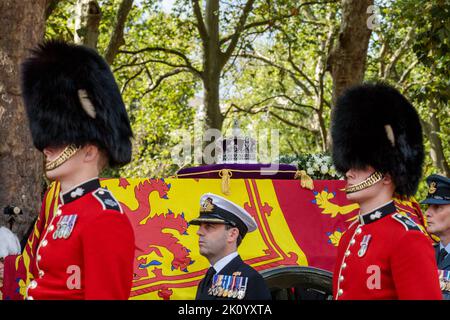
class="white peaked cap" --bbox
[196,193,257,233]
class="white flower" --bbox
[329,166,336,176]
[307,167,314,175]
[320,164,328,174]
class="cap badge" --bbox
[200,197,214,213]
[429,182,437,194]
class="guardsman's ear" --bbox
[382,173,393,185]
[82,144,100,163]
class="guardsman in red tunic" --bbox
[330,83,442,300]
[0,40,135,300]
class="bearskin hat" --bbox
[331,83,424,197]
[21,40,133,167]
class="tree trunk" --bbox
[194,0,255,133]
[74,0,101,48]
[315,12,336,151]
[422,104,450,177]
[104,0,134,65]
[0,0,47,242]
[203,0,224,132]
[327,0,374,104]
[204,74,223,132]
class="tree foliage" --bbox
[43,0,448,189]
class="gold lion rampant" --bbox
[328,230,343,247]
[313,189,359,218]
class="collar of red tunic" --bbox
[60,178,101,205]
[358,201,396,225]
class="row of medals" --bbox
[208,274,247,299]
[53,214,77,240]
[439,270,450,292]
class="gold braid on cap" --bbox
[345,171,384,194]
[45,144,80,171]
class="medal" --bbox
[53,215,67,240]
[233,277,241,298]
[222,275,230,297]
[63,215,77,239]
[216,275,224,296]
[358,234,371,257]
[209,274,218,295]
[439,270,450,292]
[237,277,248,300]
[53,215,77,240]
[228,276,236,298]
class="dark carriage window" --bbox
[261,266,333,301]
[270,287,332,300]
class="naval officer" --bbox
[190,193,271,300]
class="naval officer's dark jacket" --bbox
[435,245,450,300]
[195,255,271,300]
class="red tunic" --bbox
[333,201,442,300]
[23,179,135,300]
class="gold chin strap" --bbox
[45,144,80,171]
[345,171,384,194]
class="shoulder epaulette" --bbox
[391,213,421,231]
[93,188,123,213]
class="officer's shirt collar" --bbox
[212,251,239,274]
[60,177,101,205]
[359,201,396,225]
[439,242,450,255]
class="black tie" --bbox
[438,248,448,264]
[203,267,216,290]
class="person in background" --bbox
[422,174,450,300]
[0,226,21,299]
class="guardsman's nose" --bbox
[345,170,354,180]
